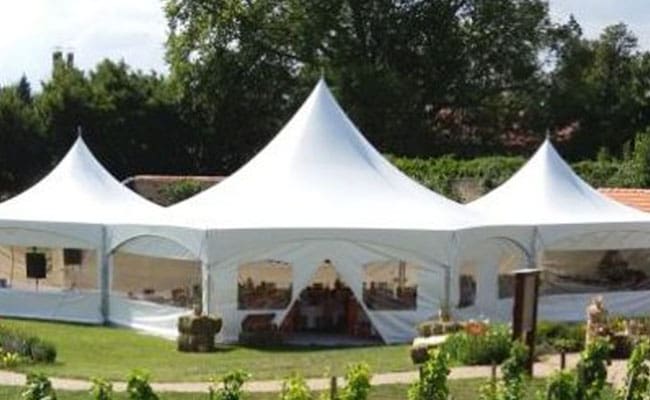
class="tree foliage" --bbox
[2,2,650,195]
[164,0,560,165]
[0,84,46,194]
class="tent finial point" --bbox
[76,126,83,138]
[318,67,327,84]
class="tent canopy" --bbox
[0,137,175,249]
[168,79,483,343]
[468,139,650,225]
[172,79,479,231]
[0,136,202,256]
[0,136,164,226]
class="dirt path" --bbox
[0,353,628,393]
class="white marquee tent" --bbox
[0,137,202,334]
[6,81,650,343]
[467,139,650,321]
[160,79,487,343]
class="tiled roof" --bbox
[123,175,226,184]
[598,188,650,213]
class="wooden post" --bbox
[491,361,497,382]
[330,376,337,400]
[512,269,541,376]
[560,350,566,370]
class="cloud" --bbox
[0,0,167,87]
[1,0,649,88]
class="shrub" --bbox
[500,341,528,400]
[575,338,611,400]
[389,153,642,202]
[408,348,450,400]
[0,326,57,363]
[0,326,31,356]
[537,339,613,400]
[620,338,650,400]
[479,379,499,400]
[339,363,372,400]
[544,371,578,400]
[159,179,204,205]
[22,372,57,400]
[1,351,23,368]
[28,338,57,363]
[535,321,585,353]
[279,373,312,400]
[209,370,250,400]
[478,342,528,400]
[442,324,512,365]
[91,377,114,400]
[126,370,158,400]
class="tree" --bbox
[165,0,301,173]
[16,75,32,105]
[548,23,650,159]
[164,0,559,169]
[86,60,196,178]
[38,58,196,180]
[0,83,47,194]
[37,54,95,160]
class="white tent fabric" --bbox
[0,137,201,331]
[168,80,483,343]
[172,79,477,232]
[469,139,650,227]
[13,82,650,341]
[468,139,650,250]
[0,137,163,226]
[467,139,650,320]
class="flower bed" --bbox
[0,322,57,368]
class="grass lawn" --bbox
[0,379,557,399]
[1,319,413,382]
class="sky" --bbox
[0,0,167,87]
[0,0,649,88]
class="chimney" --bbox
[52,51,63,67]
[66,52,74,67]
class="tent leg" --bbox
[100,252,111,325]
[201,262,210,315]
[98,229,111,325]
[444,267,451,311]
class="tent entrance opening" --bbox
[281,260,380,344]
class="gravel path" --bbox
[0,353,629,393]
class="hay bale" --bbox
[177,315,222,352]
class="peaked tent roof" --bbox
[172,80,478,230]
[468,139,650,224]
[0,136,165,225]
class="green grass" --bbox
[0,379,553,399]
[1,319,413,382]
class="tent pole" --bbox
[530,227,540,269]
[201,261,210,315]
[99,227,110,324]
[9,246,14,286]
[444,231,460,311]
[443,266,451,311]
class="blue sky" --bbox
[0,0,648,87]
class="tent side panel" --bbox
[0,289,102,324]
[108,296,190,339]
